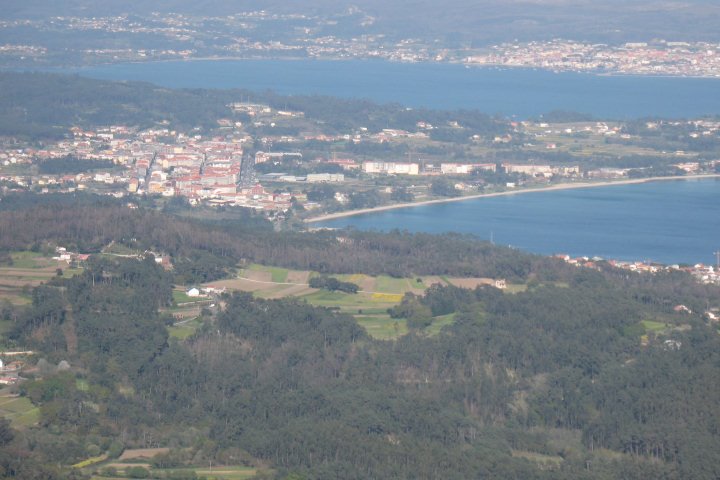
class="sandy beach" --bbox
[304,174,720,223]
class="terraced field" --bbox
[198,265,508,339]
[0,252,82,305]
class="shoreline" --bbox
[304,174,720,224]
[7,57,720,80]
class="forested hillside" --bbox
[0,72,507,139]
[0,194,719,479]
[0,194,563,282]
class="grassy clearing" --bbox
[252,284,295,299]
[0,254,82,305]
[247,264,288,283]
[355,316,408,340]
[642,320,669,332]
[301,290,366,307]
[172,290,195,304]
[504,283,528,294]
[354,312,454,340]
[301,290,397,314]
[0,396,40,427]
[426,313,456,336]
[63,268,84,278]
[342,273,369,284]
[168,318,203,340]
[0,292,30,306]
[214,263,510,340]
[375,275,411,293]
[102,242,140,256]
[9,251,45,269]
[511,450,563,467]
[191,466,259,479]
[72,454,107,469]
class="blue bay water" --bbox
[51,59,720,119]
[319,179,720,266]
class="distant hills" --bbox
[3,0,720,44]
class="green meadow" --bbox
[0,396,40,427]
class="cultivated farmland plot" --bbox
[198,264,509,339]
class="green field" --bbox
[101,242,141,256]
[350,312,456,340]
[63,268,84,277]
[7,252,85,275]
[298,290,406,339]
[335,273,369,283]
[9,251,45,269]
[172,290,205,304]
[0,396,40,427]
[641,320,670,332]
[375,275,412,293]
[0,252,84,306]
[504,283,529,294]
[76,379,90,391]
[247,264,289,283]
[511,450,564,467]
[300,290,400,315]
[253,285,297,299]
[189,466,259,479]
[355,316,408,340]
[426,313,456,336]
[206,264,511,340]
[94,464,260,480]
[168,318,204,340]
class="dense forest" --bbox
[0,194,567,282]
[36,156,116,175]
[0,193,719,479]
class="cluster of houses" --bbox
[557,254,720,286]
[0,125,301,211]
[52,247,91,265]
[1,105,718,214]
[0,119,589,211]
[0,354,32,386]
[464,40,720,77]
[610,259,720,286]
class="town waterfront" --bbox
[44,59,720,264]
[53,59,720,118]
[317,178,720,266]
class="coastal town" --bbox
[3,3,720,478]
[0,98,718,281]
[2,10,720,77]
[2,108,719,213]
[463,40,720,77]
